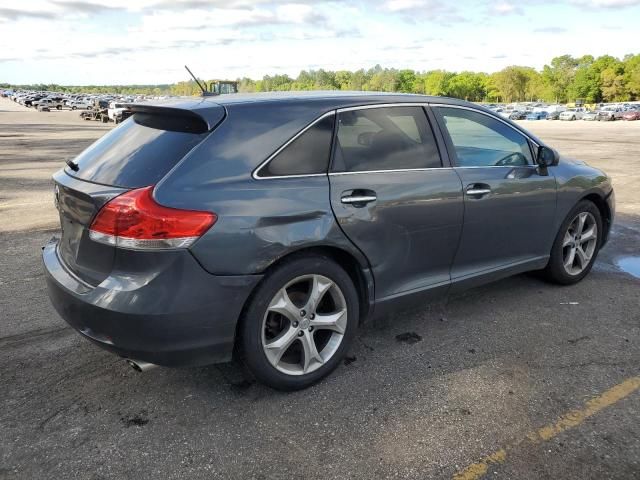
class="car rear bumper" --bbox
[42,237,262,367]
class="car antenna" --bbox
[184,65,215,96]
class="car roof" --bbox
[205,90,455,106]
[139,91,473,111]
[126,91,487,133]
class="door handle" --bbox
[341,195,377,205]
[465,184,491,197]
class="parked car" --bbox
[34,98,63,110]
[107,102,130,123]
[43,93,615,390]
[622,110,640,121]
[598,107,624,121]
[24,95,44,107]
[559,109,585,121]
[582,110,599,121]
[526,111,548,120]
[69,99,92,110]
[509,111,527,120]
[546,111,561,120]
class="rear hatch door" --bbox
[53,101,225,286]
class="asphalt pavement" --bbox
[1,99,638,479]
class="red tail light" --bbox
[89,186,216,250]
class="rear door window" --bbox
[332,106,441,172]
[67,113,209,188]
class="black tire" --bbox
[239,254,359,391]
[543,200,603,285]
[71,106,76,110]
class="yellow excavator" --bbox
[185,66,238,96]
[209,80,238,95]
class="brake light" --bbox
[89,186,216,250]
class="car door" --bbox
[329,105,464,301]
[432,105,557,286]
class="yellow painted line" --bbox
[453,376,640,480]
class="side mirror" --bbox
[537,146,559,168]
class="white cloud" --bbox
[488,1,523,15]
[0,0,638,84]
[571,0,640,6]
[383,0,429,11]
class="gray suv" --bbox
[43,92,614,390]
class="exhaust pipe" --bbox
[126,359,158,372]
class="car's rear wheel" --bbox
[543,200,602,285]
[239,255,358,390]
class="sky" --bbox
[0,0,639,85]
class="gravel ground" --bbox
[1,98,639,480]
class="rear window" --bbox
[66,113,208,188]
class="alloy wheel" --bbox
[261,274,347,376]
[562,212,598,275]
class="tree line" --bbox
[3,54,639,103]
[235,54,639,103]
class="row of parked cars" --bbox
[1,89,148,123]
[486,102,640,121]
[4,91,109,110]
[4,89,640,123]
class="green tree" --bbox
[623,54,640,100]
[521,68,545,101]
[366,66,399,92]
[262,74,294,91]
[601,62,627,101]
[446,71,488,101]
[492,66,532,102]
[396,69,416,93]
[334,70,352,90]
[420,70,454,96]
[238,77,257,93]
[568,55,600,103]
[6,53,640,101]
[542,55,578,103]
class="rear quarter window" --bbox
[258,114,335,178]
[67,113,208,188]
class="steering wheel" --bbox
[495,152,526,166]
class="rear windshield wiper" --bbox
[66,159,79,171]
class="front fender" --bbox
[552,157,613,234]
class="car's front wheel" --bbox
[544,200,602,285]
[239,255,358,390]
